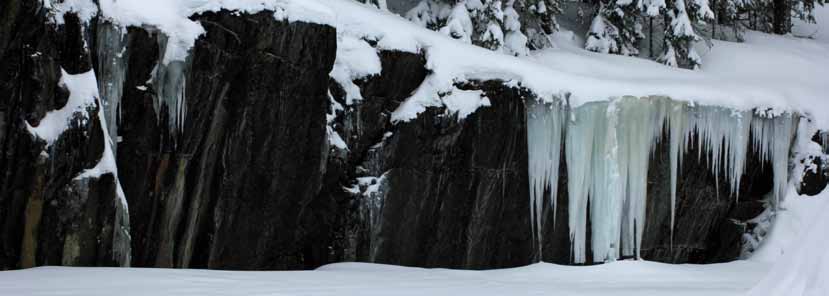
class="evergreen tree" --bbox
[583,0,714,69]
[407,0,562,54]
[470,0,508,51]
[658,0,714,68]
[586,1,644,56]
[520,0,563,49]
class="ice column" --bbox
[666,100,689,243]
[564,101,608,264]
[586,100,621,262]
[526,99,566,253]
[614,97,667,259]
[526,96,796,264]
[687,106,753,198]
[751,113,796,206]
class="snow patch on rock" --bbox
[442,88,491,120]
[97,0,335,64]
[330,35,382,105]
[26,69,98,146]
[49,0,99,25]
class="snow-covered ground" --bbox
[792,5,829,43]
[0,260,770,296]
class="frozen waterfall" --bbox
[527,96,797,264]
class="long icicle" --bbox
[526,98,565,259]
[566,102,606,264]
[667,100,688,249]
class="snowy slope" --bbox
[792,5,829,43]
[747,189,829,296]
[532,29,829,125]
[78,0,829,127]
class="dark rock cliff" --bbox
[0,3,128,270]
[114,11,336,269]
[339,79,535,269]
[1,3,820,271]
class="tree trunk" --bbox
[773,0,790,34]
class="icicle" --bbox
[565,101,606,264]
[563,97,668,263]
[687,106,752,198]
[528,96,796,264]
[95,21,129,155]
[751,113,796,206]
[526,99,565,257]
[666,99,689,247]
[152,34,191,137]
[615,97,667,259]
[589,100,621,262]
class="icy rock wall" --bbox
[528,96,797,264]
[326,42,784,268]
[1,0,805,271]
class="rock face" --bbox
[798,137,829,196]
[0,4,801,271]
[115,11,337,269]
[642,136,773,263]
[338,79,535,269]
[0,3,128,270]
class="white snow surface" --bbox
[96,0,334,63]
[793,5,829,43]
[0,260,769,296]
[49,0,99,25]
[442,89,491,120]
[330,35,382,105]
[533,29,829,125]
[748,188,829,296]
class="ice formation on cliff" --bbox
[527,96,797,263]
